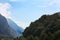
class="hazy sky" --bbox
[0,0,60,29]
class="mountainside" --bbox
[0,14,18,38]
[18,12,60,40]
[7,19,24,36]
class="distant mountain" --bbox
[7,19,24,36]
[18,12,60,40]
[0,14,18,38]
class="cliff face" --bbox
[0,14,18,38]
[22,12,60,40]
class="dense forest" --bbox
[0,12,60,40]
[18,12,60,40]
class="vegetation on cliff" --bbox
[19,12,60,40]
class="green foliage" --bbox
[21,13,60,40]
[0,38,15,40]
[18,36,27,40]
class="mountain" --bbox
[0,14,18,38]
[18,12,60,40]
[7,19,24,36]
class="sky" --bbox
[0,0,60,29]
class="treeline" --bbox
[18,12,60,40]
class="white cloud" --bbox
[10,0,27,2]
[38,5,48,8]
[0,3,28,29]
[10,0,15,1]
[16,21,28,29]
[0,3,11,18]
[14,20,28,29]
[10,17,29,29]
[38,0,60,8]
[48,0,60,6]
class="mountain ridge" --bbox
[7,19,24,36]
[0,14,19,38]
[18,12,60,40]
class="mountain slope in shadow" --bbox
[0,14,18,38]
[7,19,24,36]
